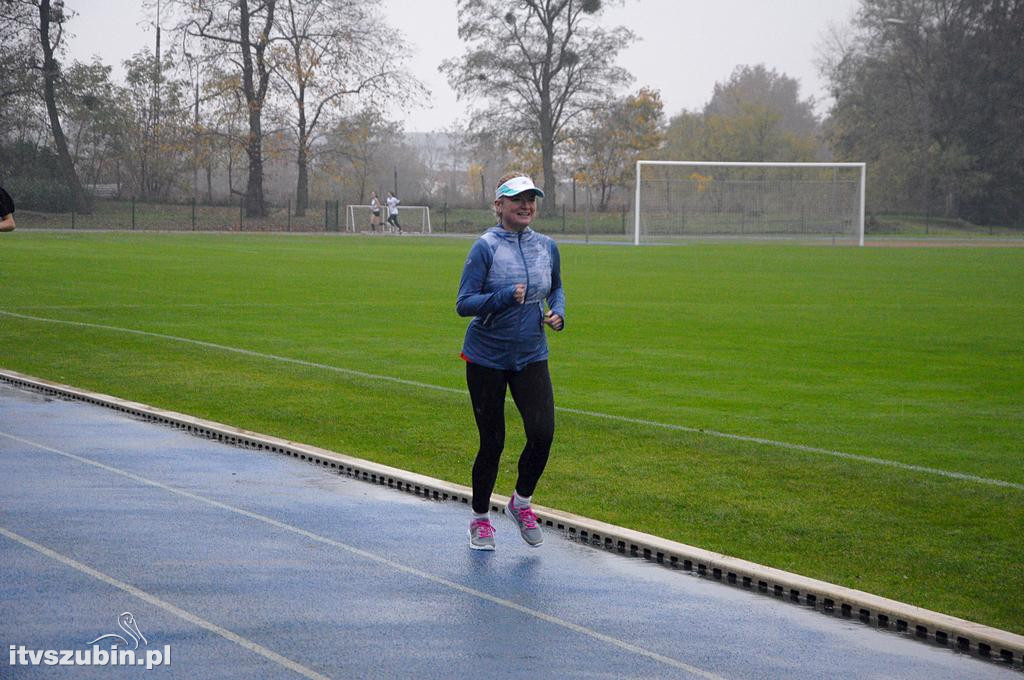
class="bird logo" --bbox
[87,612,148,650]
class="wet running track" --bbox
[0,382,1016,679]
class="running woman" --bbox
[456,173,565,550]
[369,191,382,232]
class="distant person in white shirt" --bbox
[386,191,401,233]
[369,191,382,232]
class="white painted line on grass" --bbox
[0,310,459,395]
[0,524,331,680]
[0,429,726,680]
[2,309,1020,492]
[559,406,1024,492]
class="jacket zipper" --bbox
[513,231,530,368]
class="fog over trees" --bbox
[821,0,1024,224]
[2,0,1021,226]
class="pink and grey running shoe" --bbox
[504,499,544,547]
[468,518,496,551]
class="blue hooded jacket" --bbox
[456,226,566,371]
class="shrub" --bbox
[4,176,76,212]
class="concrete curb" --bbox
[2,367,1021,668]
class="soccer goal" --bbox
[633,161,866,246]
[345,205,432,234]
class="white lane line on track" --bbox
[0,525,331,680]
[2,309,1020,493]
[0,429,726,680]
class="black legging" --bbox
[466,360,554,514]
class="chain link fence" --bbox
[13,196,638,241]
[12,197,360,233]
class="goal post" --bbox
[345,205,432,233]
[633,161,866,246]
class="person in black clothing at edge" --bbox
[0,185,15,232]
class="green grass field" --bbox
[1,231,1021,633]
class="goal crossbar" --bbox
[633,161,866,246]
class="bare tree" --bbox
[0,6,37,105]
[120,51,192,201]
[0,6,41,163]
[442,0,634,215]
[272,0,422,216]
[41,1,93,211]
[4,1,93,211]
[60,60,125,193]
[174,0,278,216]
[192,60,254,203]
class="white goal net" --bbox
[633,161,866,245]
[345,205,432,233]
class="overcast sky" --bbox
[65,0,861,133]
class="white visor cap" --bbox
[495,176,545,200]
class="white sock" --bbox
[472,511,489,522]
[513,492,532,509]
